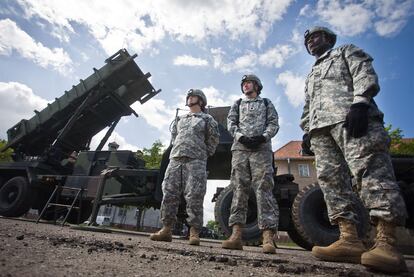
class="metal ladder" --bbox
[36,185,86,226]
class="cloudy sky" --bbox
[1,0,413,224]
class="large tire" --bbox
[214,185,261,244]
[399,181,414,229]
[0,176,34,217]
[291,183,369,250]
[0,176,5,189]
[287,225,312,250]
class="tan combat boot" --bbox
[262,229,276,254]
[222,224,243,250]
[312,219,366,263]
[149,225,172,242]
[188,227,200,246]
[361,220,407,273]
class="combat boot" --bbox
[149,225,172,242]
[222,224,243,250]
[262,229,276,254]
[188,227,200,246]
[361,220,407,273]
[312,219,366,263]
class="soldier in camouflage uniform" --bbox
[300,26,407,273]
[222,74,280,254]
[150,89,219,246]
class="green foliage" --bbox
[205,220,225,239]
[386,125,414,155]
[206,220,219,230]
[136,140,165,169]
[385,125,403,144]
[0,140,13,162]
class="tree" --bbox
[136,140,165,169]
[0,140,13,162]
[205,220,225,239]
[386,125,414,155]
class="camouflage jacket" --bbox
[300,44,384,133]
[227,96,279,152]
[170,112,220,160]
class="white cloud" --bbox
[299,4,311,16]
[259,44,297,68]
[276,71,305,108]
[0,19,73,75]
[211,42,298,73]
[173,55,208,67]
[314,0,414,37]
[201,86,239,107]
[80,52,90,62]
[316,0,372,36]
[90,130,139,152]
[131,98,176,144]
[373,0,414,36]
[14,0,294,54]
[232,52,258,72]
[211,48,253,73]
[0,82,49,139]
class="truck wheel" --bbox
[291,183,369,249]
[66,201,93,224]
[214,185,261,244]
[0,176,34,217]
[399,181,414,229]
[0,176,5,189]
[287,226,312,250]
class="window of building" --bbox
[298,164,310,177]
[103,205,112,216]
[118,207,127,217]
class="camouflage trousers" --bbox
[228,150,279,231]
[160,157,207,229]
[310,120,407,226]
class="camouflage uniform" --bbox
[227,96,280,230]
[300,44,406,225]
[160,112,219,229]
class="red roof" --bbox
[274,140,314,160]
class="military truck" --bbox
[0,49,162,223]
[0,49,412,250]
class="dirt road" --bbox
[0,217,412,277]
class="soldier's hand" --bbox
[239,136,252,145]
[239,136,258,149]
[251,135,266,144]
[246,136,266,149]
[301,133,314,156]
[344,103,370,138]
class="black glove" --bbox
[301,133,314,156]
[239,136,260,149]
[245,135,266,149]
[344,103,370,138]
[239,136,253,145]
[251,135,266,144]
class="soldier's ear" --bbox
[198,97,204,106]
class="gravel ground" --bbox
[1,217,413,277]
